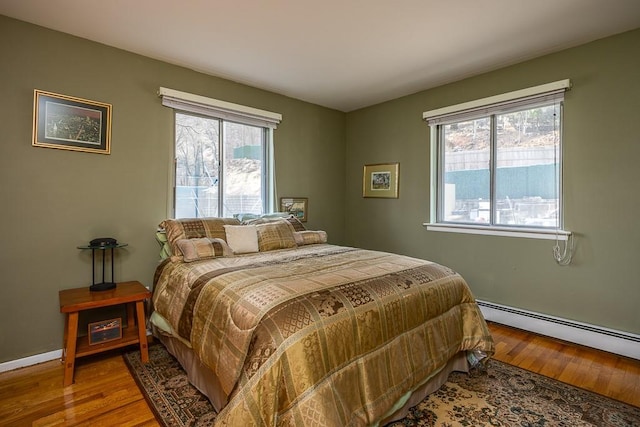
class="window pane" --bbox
[222,122,264,217]
[495,105,559,227]
[175,113,220,218]
[442,118,491,224]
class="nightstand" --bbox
[58,281,151,386]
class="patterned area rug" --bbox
[123,344,640,426]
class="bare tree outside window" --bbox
[175,112,265,218]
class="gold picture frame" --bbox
[363,162,399,198]
[280,197,308,222]
[33,89,112,154]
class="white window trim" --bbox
[422,79,570,123]
[423,223,570,240]
[423,80,572,240]
[159,87,282,129]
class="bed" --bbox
[150,216,494,426]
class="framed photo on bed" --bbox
[32,89,112,154]
[363,162,399,198]
[280,197,308,222]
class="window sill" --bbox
[423,223,571,240]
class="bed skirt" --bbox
[153,326,469,425]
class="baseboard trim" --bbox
[478,299,640,360]
[0,349,62,373]
[0,329,155,373]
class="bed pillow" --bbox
[294,230,328,246]
[256,221,298,251]
[156,230,172,259]
[175,237,232,262]
[284,216,306,232]
[224,225,259,254]
[235,212,290,222]
[244,215,307,232]
[160,217,240,257]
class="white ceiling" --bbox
[2,0,640,112]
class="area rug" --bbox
[124,344,640,426]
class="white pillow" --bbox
[224,225,259,254]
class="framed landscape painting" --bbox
[280,197,308,222]
[363,162,399,198]
[32,90,112,154]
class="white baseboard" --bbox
[478,300,640,360]
[0,329,154,374]
[0,349,62,373]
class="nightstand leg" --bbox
[126,302,135,326]
[63,311,79,386]
[62,312,69,363]
[135,301,149,363]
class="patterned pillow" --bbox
[175,238,232,262]
[160,217,241,257]
[284,216,306,232]
[256,221,298,251]
[294,230,328,246]
[244,216,306,232]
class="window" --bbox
[159,88,281,218]
[424,80,571,239]
[174,112,267,218]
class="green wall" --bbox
[345,28,640,336]
[0,16,345,362]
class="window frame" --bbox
[159,87,281,219]
[423,80,571,240]
[173,111,272,218]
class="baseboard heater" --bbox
[477,299,640,360]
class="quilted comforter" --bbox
[152,244,494,426]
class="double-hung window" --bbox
[424,80,571,239]
[159,88,281,218]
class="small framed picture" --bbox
[88,318,122,345]
[32,89,112,154]
[280,197,308,222]
[363,163,399,198]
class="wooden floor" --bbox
[1,322,639,426]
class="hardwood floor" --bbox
[0,351,158,426]
[1,322,639,426]
[489,322,640,407]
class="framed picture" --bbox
[32,89,112,154]
[280,197,308,222]
[88,318,122,345]
[363,162,400,198]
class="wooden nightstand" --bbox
[59,281,151,386]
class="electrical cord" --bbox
[553,233,574,265]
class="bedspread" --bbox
[152,244,494,426]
